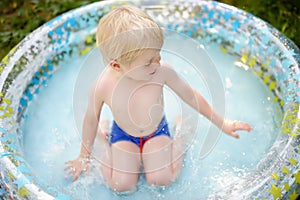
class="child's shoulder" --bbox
[158,61,177,77]
[157,61,181,84]
[93,68,116,93]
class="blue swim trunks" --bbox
[110,116,171,153]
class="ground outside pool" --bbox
[0,0,300,200]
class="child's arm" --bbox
[80,83,104,157]
[162,63,252,138]
[65,81,104,181]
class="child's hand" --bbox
[222,119,252,139]
[64,155,91,182]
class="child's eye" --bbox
[144,63,151,67]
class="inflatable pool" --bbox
[0,0,299,199]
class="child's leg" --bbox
[142,117,185,186]
[98,120,141,192]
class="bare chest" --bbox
[106,79,164,136]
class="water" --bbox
[19,41,280,199]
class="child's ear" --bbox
[109,60,121,71]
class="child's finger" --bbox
[72,170,81,182]
[65,160,73,165]
[245,123,253,131]
[230,131,240,139]
[234,121,251,131]
[67,171,73,177]
[64,165,72,171]
[81,164,89,174]
[64,162,76,170]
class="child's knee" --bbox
[110,175,138,192]
[111,183,137,193]
[145,171,174,186]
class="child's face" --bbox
[123,49,161,81]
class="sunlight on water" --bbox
[20,41,280,199]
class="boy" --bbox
[65,5,252,192]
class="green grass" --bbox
[0,0,299,61]
[0,0,99,60]
[217,0,300,48]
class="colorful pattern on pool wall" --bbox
[0,0,299,199]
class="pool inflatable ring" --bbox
[0,1,299,199]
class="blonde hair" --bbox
[96,5,164,65]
